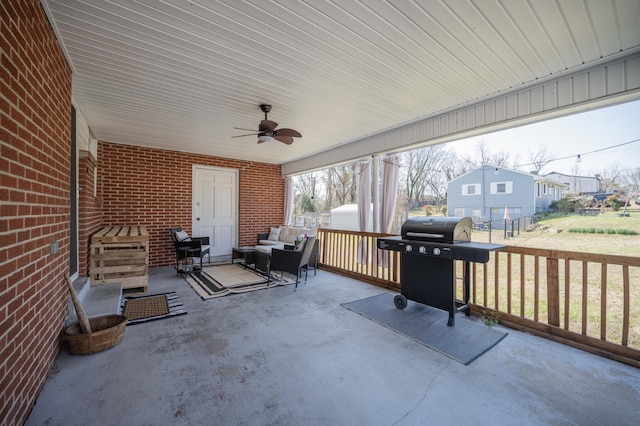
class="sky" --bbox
[449,99,640,176]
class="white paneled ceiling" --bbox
[41,0,640,166]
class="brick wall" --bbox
[0,1,72,424]
[98,142,285,267]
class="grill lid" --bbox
[401,216,472,243]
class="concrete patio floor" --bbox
[26,266,640,425]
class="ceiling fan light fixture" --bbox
[233,104,301,145]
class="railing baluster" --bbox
[622,265,630,346]
[494,251,500,310]
[507,252,512,314]
[483,262,488,307]
[472,262,477,305]
[534,256,539,322]
[601,263,607,341]
[564,258,570,330]
[582,261,588,336]
[520,254,525,317]
[547,257,560,327]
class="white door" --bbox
[193,166,238,262]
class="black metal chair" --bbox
[302,238,319,276]
[268,236,317,289]
[169,227,211,275]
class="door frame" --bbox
[192,165,239,258]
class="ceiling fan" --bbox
[232,104,302,145]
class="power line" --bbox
[516,137,640,168]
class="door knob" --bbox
[196,218,200,221]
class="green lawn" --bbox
[510,210,640,256]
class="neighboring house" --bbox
[447,165,567,224]
[544,172,601,194]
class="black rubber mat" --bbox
[342,293,507,365]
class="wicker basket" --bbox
[63,314,127,355]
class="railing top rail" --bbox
[318,228,640,267]
[503,246,640,267]
[317,228,397,238]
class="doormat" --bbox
[120,292,187,325]
[184,263,295,300]
[342,293,508,365]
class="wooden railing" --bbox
[316,228,640,367]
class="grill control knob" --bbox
[433,247,441,256]
[418,246,426,254]
[405,245,413,252]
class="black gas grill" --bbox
[377,217,504,326]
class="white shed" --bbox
[329,204,373,232]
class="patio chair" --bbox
[169,227,211,275]
[268,236,317,289]
[302,238,319,276]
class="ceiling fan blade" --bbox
[275,128,302,138]
[233,127,258,132]
[274,135,294,145]
[231,133,258,138]
[260,120,278,132]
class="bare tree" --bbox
[594,163,624,193]
[625,167,640,192]
[293,172,321,214]
[527,146,555,174]
[460,140,519,169]
[401,145,457,208]
[323,163,356,209]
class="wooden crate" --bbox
[90,226,149,292]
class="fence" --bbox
[473,216,537,242]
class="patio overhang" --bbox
[40,0,640,172]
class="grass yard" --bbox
[473,210,640,256]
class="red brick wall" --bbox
[98,142,285,267]
[0,1,72,424]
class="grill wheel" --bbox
[394,294,408,309]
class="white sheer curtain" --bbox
[379,154,401,267]
[284,176,294,226]
[356,160,371,263]
[380,154,400,233]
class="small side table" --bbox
[177,247,200,275]
[232,246,256,269]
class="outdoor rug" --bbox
[120,292,187,325]
[342,293,508,365]
[184,263,295,300]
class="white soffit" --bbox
[40,0,640,169]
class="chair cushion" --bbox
[294,234,307,250]
[258,239,281,246]
[267,227,282,241]
[279,227,300,243]
[175,230,191,241]
[255,245,274,255]
[255,243,286,255]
